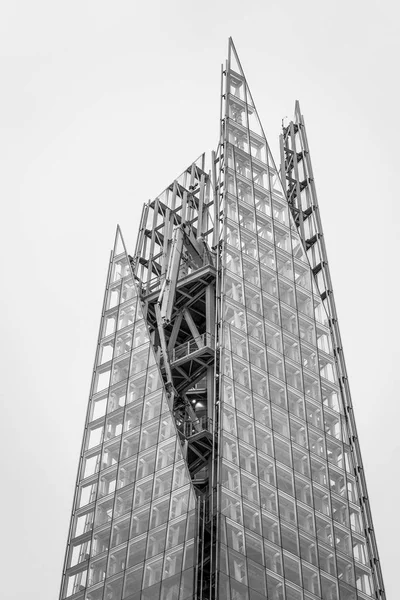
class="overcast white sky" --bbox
[1,1,399,598]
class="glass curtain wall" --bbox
[60,228,196,600]
[217,41,375,600]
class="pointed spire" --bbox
[224,39,281,179]
[294,99,302,123]
[113,224,127,257]
[228,37,245,77]
[223,37,286,218]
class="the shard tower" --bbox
[60,39,385,600]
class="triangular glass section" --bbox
[113,224,125,257]
[60,227,196,600]
[218,40,373,600]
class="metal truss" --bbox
[132,158,222,599]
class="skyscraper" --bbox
[60,39,385,600]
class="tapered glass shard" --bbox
[113,225,126,257]
[228,38,243,77]
[60,227,196,600]
[60,40,385,600]
[218,40,381,600]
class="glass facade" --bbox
[59,39,385,600]
[216,41,380,600]
[60,230,196,600]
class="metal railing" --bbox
[183,416,213,438]
[170,333,215,363]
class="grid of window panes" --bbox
[217,51,375,600]
[61,231,196,600]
